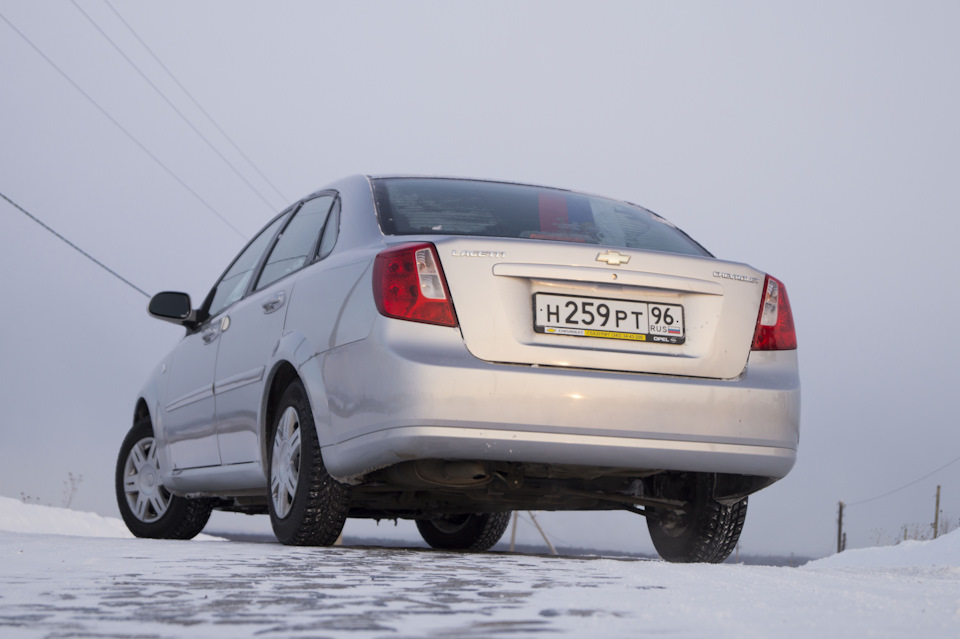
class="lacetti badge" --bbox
[596,250,631,266]
[713,271,760,284]
[451,249,506,258]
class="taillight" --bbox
[373,243,458,327]
[751,275,797,350]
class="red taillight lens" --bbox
[373,243,458,327]
[751,275,797,350]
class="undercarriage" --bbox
[209,460,776,521]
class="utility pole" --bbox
[837,501,845,553]
[527,511,558,555]
[933,485,941,539]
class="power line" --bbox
[102,0,288,203]
[0,9,248,241]
[70,0,282,211]
[1,191,150,299]
[847,455,960,508]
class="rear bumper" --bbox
[316,320,800,482]
[324,426,796,482]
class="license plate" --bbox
[534,293,685,344]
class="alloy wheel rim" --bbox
[123,437,171,523]
[271,406,301,519]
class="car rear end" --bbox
[321,177,799,497]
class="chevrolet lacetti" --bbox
[116,175,799,563]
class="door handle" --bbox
[262,291,286,314]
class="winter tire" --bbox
[416,512,512,551]
[647,495,748,563]
[268,379,351,546]
[115,417,213,539]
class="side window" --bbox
[317,198,340,259]
[255,195,334,290]
[207,213,287,318]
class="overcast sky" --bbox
[1,1,958,557]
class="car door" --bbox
[214,194,336,465]
[160,212,287,470]
[160,319,222,470]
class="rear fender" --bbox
[258,331,334,472]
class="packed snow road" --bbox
[2,529,960,639]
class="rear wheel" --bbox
[416,512,511,551]
[647,496,747,563]
[115,417,213,539]
[268,380,351,545]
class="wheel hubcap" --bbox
[271,406,301,519]
[657,510,689,538]
[123,437,171,523]
[431,514,471,534]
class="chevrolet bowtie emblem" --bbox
[596,250,631,266]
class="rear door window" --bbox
[255,195,335,290]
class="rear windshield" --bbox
[372,178,710,257]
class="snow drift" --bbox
[0,495,222,540]
[803,529,960,569]
[0,495,132,538]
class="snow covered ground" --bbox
[1,497,958,638]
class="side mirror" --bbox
[148,291,197,327]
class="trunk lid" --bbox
[429,237,765,380]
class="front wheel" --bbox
[115,417,213,539]
[268,380,351,546]
[416,512,511,551]
[647,496,747,563]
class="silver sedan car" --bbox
[116,175,799,563]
